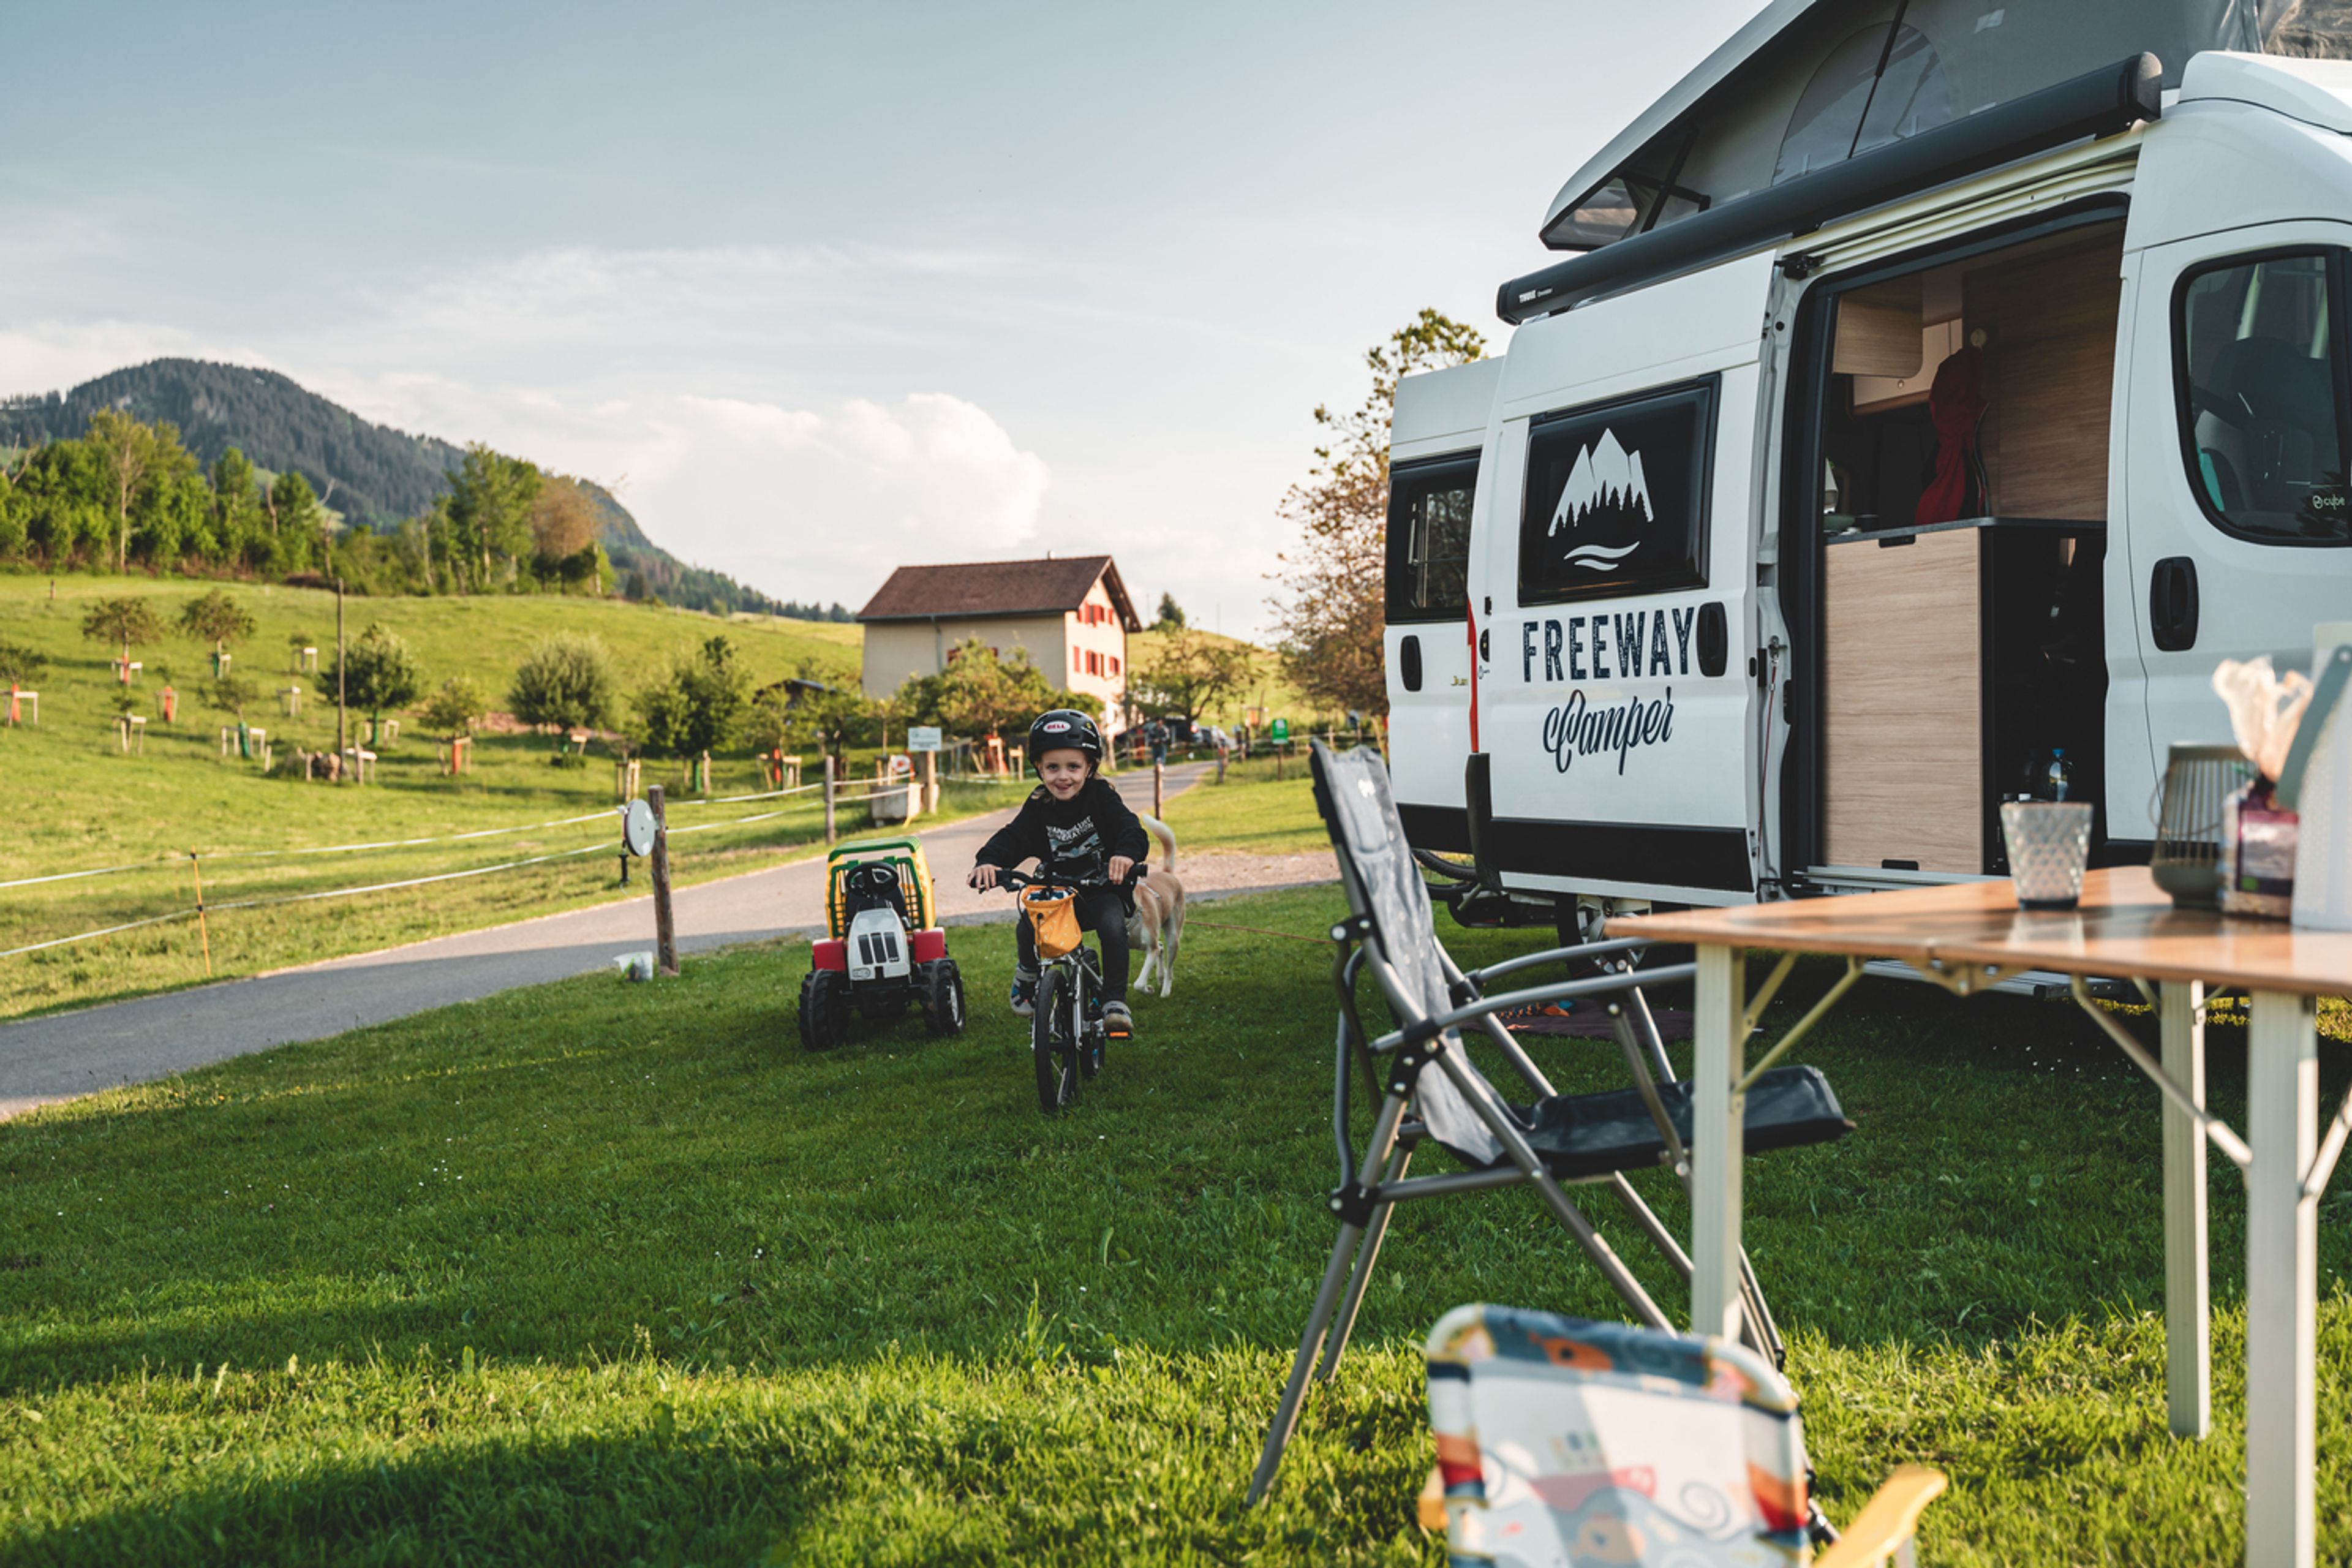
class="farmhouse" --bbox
[854,554,1139,711]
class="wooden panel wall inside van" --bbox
[1966,235,2125,521]
[1823,528,1983,874]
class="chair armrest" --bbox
[1463,936,1648,988]
[1812,1466,1948,1568]
[1417,1464,1447,1532]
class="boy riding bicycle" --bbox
[968,709,1147,1039]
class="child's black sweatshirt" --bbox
[973,777,1149,875]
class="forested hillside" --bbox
[0,358,843,617]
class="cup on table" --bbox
[2002,801,2095,910]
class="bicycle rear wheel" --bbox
[1031,967,1077,1113]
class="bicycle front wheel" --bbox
[1031,967,1077,1114]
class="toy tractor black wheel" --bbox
[799,968,850,1050]
[922,960,967,1037]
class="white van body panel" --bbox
[1396,51,2352,914]
[2114,91,2352,813]
[1472,253,1774,906]
[1386,357,1504,842]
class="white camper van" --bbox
[1387,4,2352,932]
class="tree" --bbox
[415,675,490,741]
[1153,592,1186,630]
[80,596,164,665]
[529,475,601,590]
[83,409,163,572]
[333,623,423,729]
[212,448,265,563]
[767,668,870,762]
[1267,307,1485,720]
[1133,627,1253,723]
[267,471,326,570]
[205,673,257,722]
[176,589,256,656]
[631,635,751,758]
[0,639,47,685]
[448,445,540,588]
[896,640,1091,742]
[509,631,617,740]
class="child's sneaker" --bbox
[1104,1000,1133,1041]
[1009,970,1038,1017]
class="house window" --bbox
[1109,655,1121,676]
[1086,650,1102,676]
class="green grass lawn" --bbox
[0,576,1027,1019]
[4,889,2347,1563]
[1156,753,1329,856]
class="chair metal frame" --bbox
[1245,742,1786,1505]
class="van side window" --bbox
[1385,451,1478,622]
[2176,251,2351,545]
[1518,378,1715,606]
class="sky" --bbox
[0,1,1762,637]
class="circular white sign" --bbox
[622,799,657,857]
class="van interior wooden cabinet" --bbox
[1822,518,2106,875]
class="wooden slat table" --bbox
[1612,867,2351,1568]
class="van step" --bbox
[1861,958,2139,1001]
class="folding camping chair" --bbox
[1420,1304,1945,1566]
[1245,743,1853,1504]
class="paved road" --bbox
[0,763,1232,1118]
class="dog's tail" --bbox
[1136,811,1177,869]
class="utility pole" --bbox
[649,785,677,976]
[334,577,347,766]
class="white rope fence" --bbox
[0,771,1023,965]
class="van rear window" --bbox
[1518,378,1715,606]
[1385,451,1478,623]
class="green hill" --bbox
[0,358,843,619]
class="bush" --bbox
[415,676,490,739]
[509,632,616,737]
[631,636,748,758]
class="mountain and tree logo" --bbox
[1547,427,1648,571]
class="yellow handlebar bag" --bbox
[1020,886,1084,960]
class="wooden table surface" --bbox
[1608,866,2352,995]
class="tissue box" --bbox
[2220,780,2297,919]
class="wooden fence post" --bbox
[919,749,937,815]
[823,754,837,843]
[649,785,678,977]
[1153,760,1164,819]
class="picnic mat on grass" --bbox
[1496,1002,1694,1042]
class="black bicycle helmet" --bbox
[1027,709,1102,766]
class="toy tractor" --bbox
[799,835,966,1049]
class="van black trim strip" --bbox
[1497,53,2161,324]
[1488,817,1754,894]
[1398,803,1472,855]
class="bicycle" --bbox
[993,864,1142,1114]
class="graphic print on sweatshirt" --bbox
[1046,817,1103,866]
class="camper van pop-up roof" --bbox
[1504,1,2352,322]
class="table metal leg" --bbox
[2244,990,2317,1568]
[2160,980,2211,1439]
[1691,943,1744,1341]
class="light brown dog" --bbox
[1128,813,1185,997]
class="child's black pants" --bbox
[1017,888,1130,1001]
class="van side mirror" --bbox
[1697,601,1730,677]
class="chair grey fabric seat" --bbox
[1483,1065,1850,1179]
[1402,1064,1850,1180]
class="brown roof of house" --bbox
[855,555,1140,630]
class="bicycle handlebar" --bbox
[990,864,1145,894]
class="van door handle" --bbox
[2150,556,2199,652]
[1400,635,1423,692]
